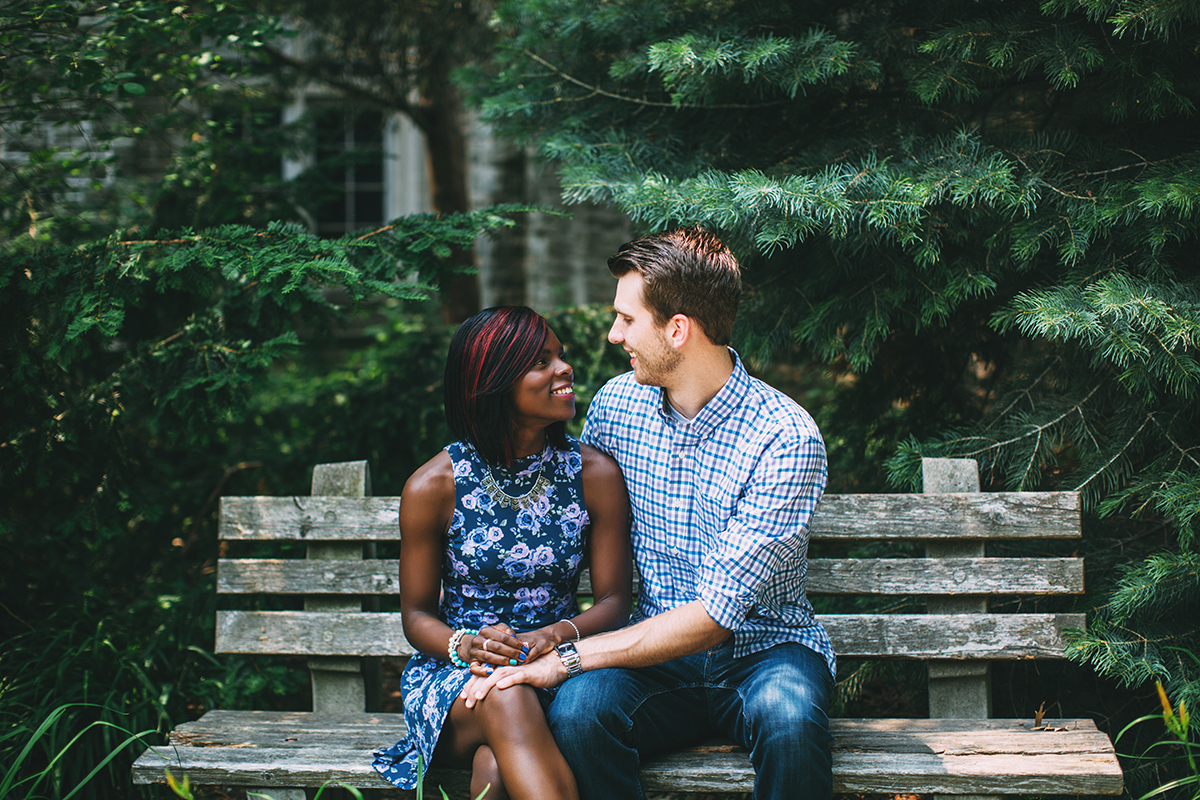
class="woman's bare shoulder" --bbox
[580,443,624,485]
[402,449,455,505]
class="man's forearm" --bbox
[576,599,732,671]
[463,599,734,706]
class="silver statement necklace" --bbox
[480,455,552,511]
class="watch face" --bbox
[556,641,583,677]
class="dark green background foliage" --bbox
[0,0,301,241]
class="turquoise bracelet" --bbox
[448,628,478,669]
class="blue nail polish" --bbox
[522,643,529,652]
[486,666,493,675]
[518,652,526,662]
[509,658,518,666]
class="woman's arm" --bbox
[570,444,632,636]
[398,451,461,661]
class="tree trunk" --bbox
[422,55,478,323]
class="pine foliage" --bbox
[478,0,1200,703]
[1,209,524,626]
[1065,551,1200,708]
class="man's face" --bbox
[608,273,681,386]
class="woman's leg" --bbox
[436,683,577,800]
[471,745,507,800]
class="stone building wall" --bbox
[467,116,631,312]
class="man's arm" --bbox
[462,599,729,705]
[577,598,730,670]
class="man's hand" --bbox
[461,650,567,708]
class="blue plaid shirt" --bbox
[582,350,835,676]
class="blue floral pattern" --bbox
[372,438,590,788]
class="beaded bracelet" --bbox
[448,627,478,669]
[561,618,581,642]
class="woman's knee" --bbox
[472,683,549,739]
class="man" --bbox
[465,225,834,800]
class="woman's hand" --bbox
[466,623,529,669]
[515,626,564,663]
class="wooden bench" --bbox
[132,457,1124,798]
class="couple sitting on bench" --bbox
[372,225,834,800]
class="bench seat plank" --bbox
[216,610,1084,659]
[219,491,1081,541]
[219,557,1084,596]
[131,711,1122,795]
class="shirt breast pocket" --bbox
[694,465,738,537]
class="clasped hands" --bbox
[459,622,568,708]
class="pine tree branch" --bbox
[956,382,1103,458]
[1149,414,1200,471]
[354,223,403,241]
[1077,149,1162,177]
[986,358,1060,430]
[118,236,223,246]
[520,50,789,110]
[1075,412,1153,494]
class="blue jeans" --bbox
[547,641,833,800]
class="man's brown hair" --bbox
[607,225,742,346]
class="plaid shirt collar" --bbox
[654,348,749,437]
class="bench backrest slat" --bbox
[219,497,399,540]
[215,609,1085,660]
[218,491,1082,542]
[813,492,1081,538]
[218,556,1084,597]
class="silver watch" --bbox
[555,641,583,679]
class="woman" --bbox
[373,306,631,800]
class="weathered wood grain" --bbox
[809,557,1083,595]
[812,491,1081,538]
[217,559,400,595]
[216,610,414,656]
[215,610,1083,659]
[219,497,400,541]
[221,556,1084,597]
[130,711,1122,796]
[219,491,1081,542]
[823,612,1083,659]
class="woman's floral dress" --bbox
[372,438,590,788]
